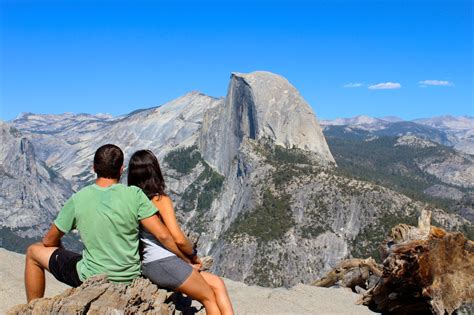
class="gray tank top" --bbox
[140,227,175,264]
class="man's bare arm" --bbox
[140,215,191,263]
[42,224,64,247]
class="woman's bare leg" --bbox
[175,269,221,315]
[199,272,234,315]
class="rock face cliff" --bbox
[0,122,73,249]
[4,71,472,288]
[199,71,334,176]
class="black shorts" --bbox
[48,248,83,288]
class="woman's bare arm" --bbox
[152,196,195,256]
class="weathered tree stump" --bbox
[313,210,474,315]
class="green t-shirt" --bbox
[54,183,156,283]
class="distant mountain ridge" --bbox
[321,115,474,154]
[321,114,473,126]
[1,72,472,288]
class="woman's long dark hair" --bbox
[128,150,166,200]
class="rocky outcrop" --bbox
[416,152,474,188]
[7,275,204,315]
[199,71,335,175]
[395,135,437,148]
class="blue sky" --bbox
[0,0,472,121]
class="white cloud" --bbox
[343,82,364,88]
[418,80,453,87]
[368,82,401,90]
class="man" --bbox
[25,144,189,302]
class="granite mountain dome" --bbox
[199,71,335,176]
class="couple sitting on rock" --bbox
[25,144,234,315]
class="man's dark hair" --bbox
[93,144,124,179]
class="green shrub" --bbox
[164,145,201,174]
[228,190,295,242]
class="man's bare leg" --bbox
[25,242,58,302]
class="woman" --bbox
[128,150,234,315]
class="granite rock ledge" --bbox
[7,275,204,315]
